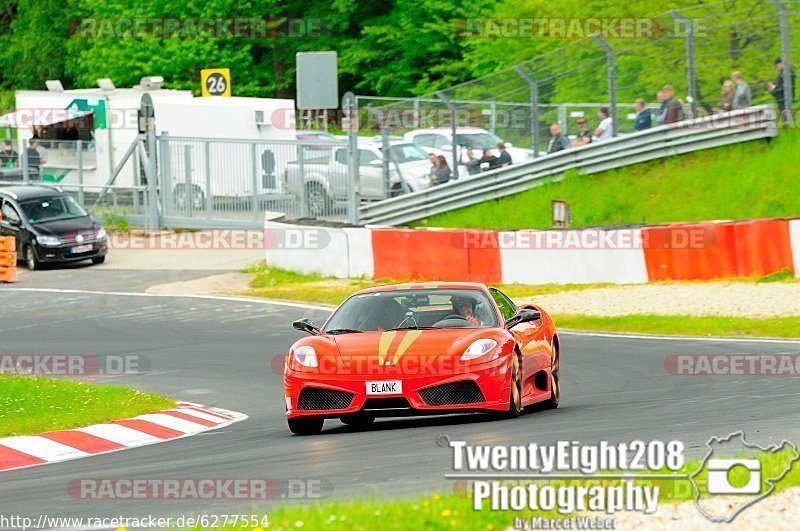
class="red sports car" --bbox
[283,282,560,435]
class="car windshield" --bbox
[19,196,88,223]
[386,143,429,163]
[454,133,503,149]
[323,289,499,333]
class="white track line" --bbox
[3,287,800,344]
[75,424,162,446]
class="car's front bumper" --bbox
[35,241,108,263]
[284,354,512,419]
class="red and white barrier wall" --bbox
[265,218,800,284]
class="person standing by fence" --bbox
[634,99,652,131]
[767,58,795,119]
[731,72,752,110]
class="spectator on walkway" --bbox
[0,140,18,167]
[661,86,684,124]
[767,57,796,115]
[462,148,481,175]
[547,123,570,153]
[718,80,735,112]
[634,99,652,131]
[496,142,512,167]
[731,71,752,110]
[571,118,592,147]
[594,107,613,142]
[427,152,438,180]
[479,148,499,171]
[432,155,451,185]
[655,89,668,124]
[26,138,42,180]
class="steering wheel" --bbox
[442,314,469,321]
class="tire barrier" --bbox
[0,235,16,284]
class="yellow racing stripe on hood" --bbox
[378,330,398,365]
[387,330,424,365]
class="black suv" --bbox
[0,185,108,271]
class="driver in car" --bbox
[452,296,481,326]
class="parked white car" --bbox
[284,140,432,215]
[403,127,534,175]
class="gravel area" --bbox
[518,282,800,318]
[145,272,252,295]
[611,486,799,530]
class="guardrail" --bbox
[359,105,778,226]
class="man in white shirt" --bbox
[594,107,613,142]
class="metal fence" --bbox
[157,135,351,226]
[355,0,800,158]
[360,105,778,225]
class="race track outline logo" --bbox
[689,431,800,523]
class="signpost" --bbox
[200,68,231,97]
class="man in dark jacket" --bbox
[478,149,499,171]
[547,123,570,153]
[634,99,652,131]
[26,138,42,180]
[661,86,684,124]
[767,57,796,117]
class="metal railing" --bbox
[359,105,778,226]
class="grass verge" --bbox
[409,131,800,230]
[556,314,800,339]
[239,264,800,338]
[0,375,176,438]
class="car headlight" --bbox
[461,339,498,361]
[96,227,107,241]
[37,235,61,247]
[292,345,318,368]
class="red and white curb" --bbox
[0,401,247,472]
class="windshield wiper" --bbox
[325,328,364,335]
[385,326,439,331]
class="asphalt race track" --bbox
[2,275,800,523]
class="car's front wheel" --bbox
[543,346,560,410]
[494,351,522,420]
[288,417,324,436]
[340,413,375,429]
[24,245,40,271]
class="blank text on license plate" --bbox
[366,380,402,395]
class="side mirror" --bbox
[505,309,541,329]
[293,318,320,336]
[369,159,382,168]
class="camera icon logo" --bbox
[706,459,761,494]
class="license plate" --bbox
[70,244,92,254]
[366,380,402,395]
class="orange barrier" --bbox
[371,229,502,283]
[0,251,16,268]
[0,236,14,252]
[642,219,794,281]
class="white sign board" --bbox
[296,52,338,109]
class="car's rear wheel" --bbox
[340,413,375,429]
[288,417,324,436]
[543,345,560,410]
[92,256,106,265]
[24,245,40,271]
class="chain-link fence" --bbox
[356,0,799,169]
